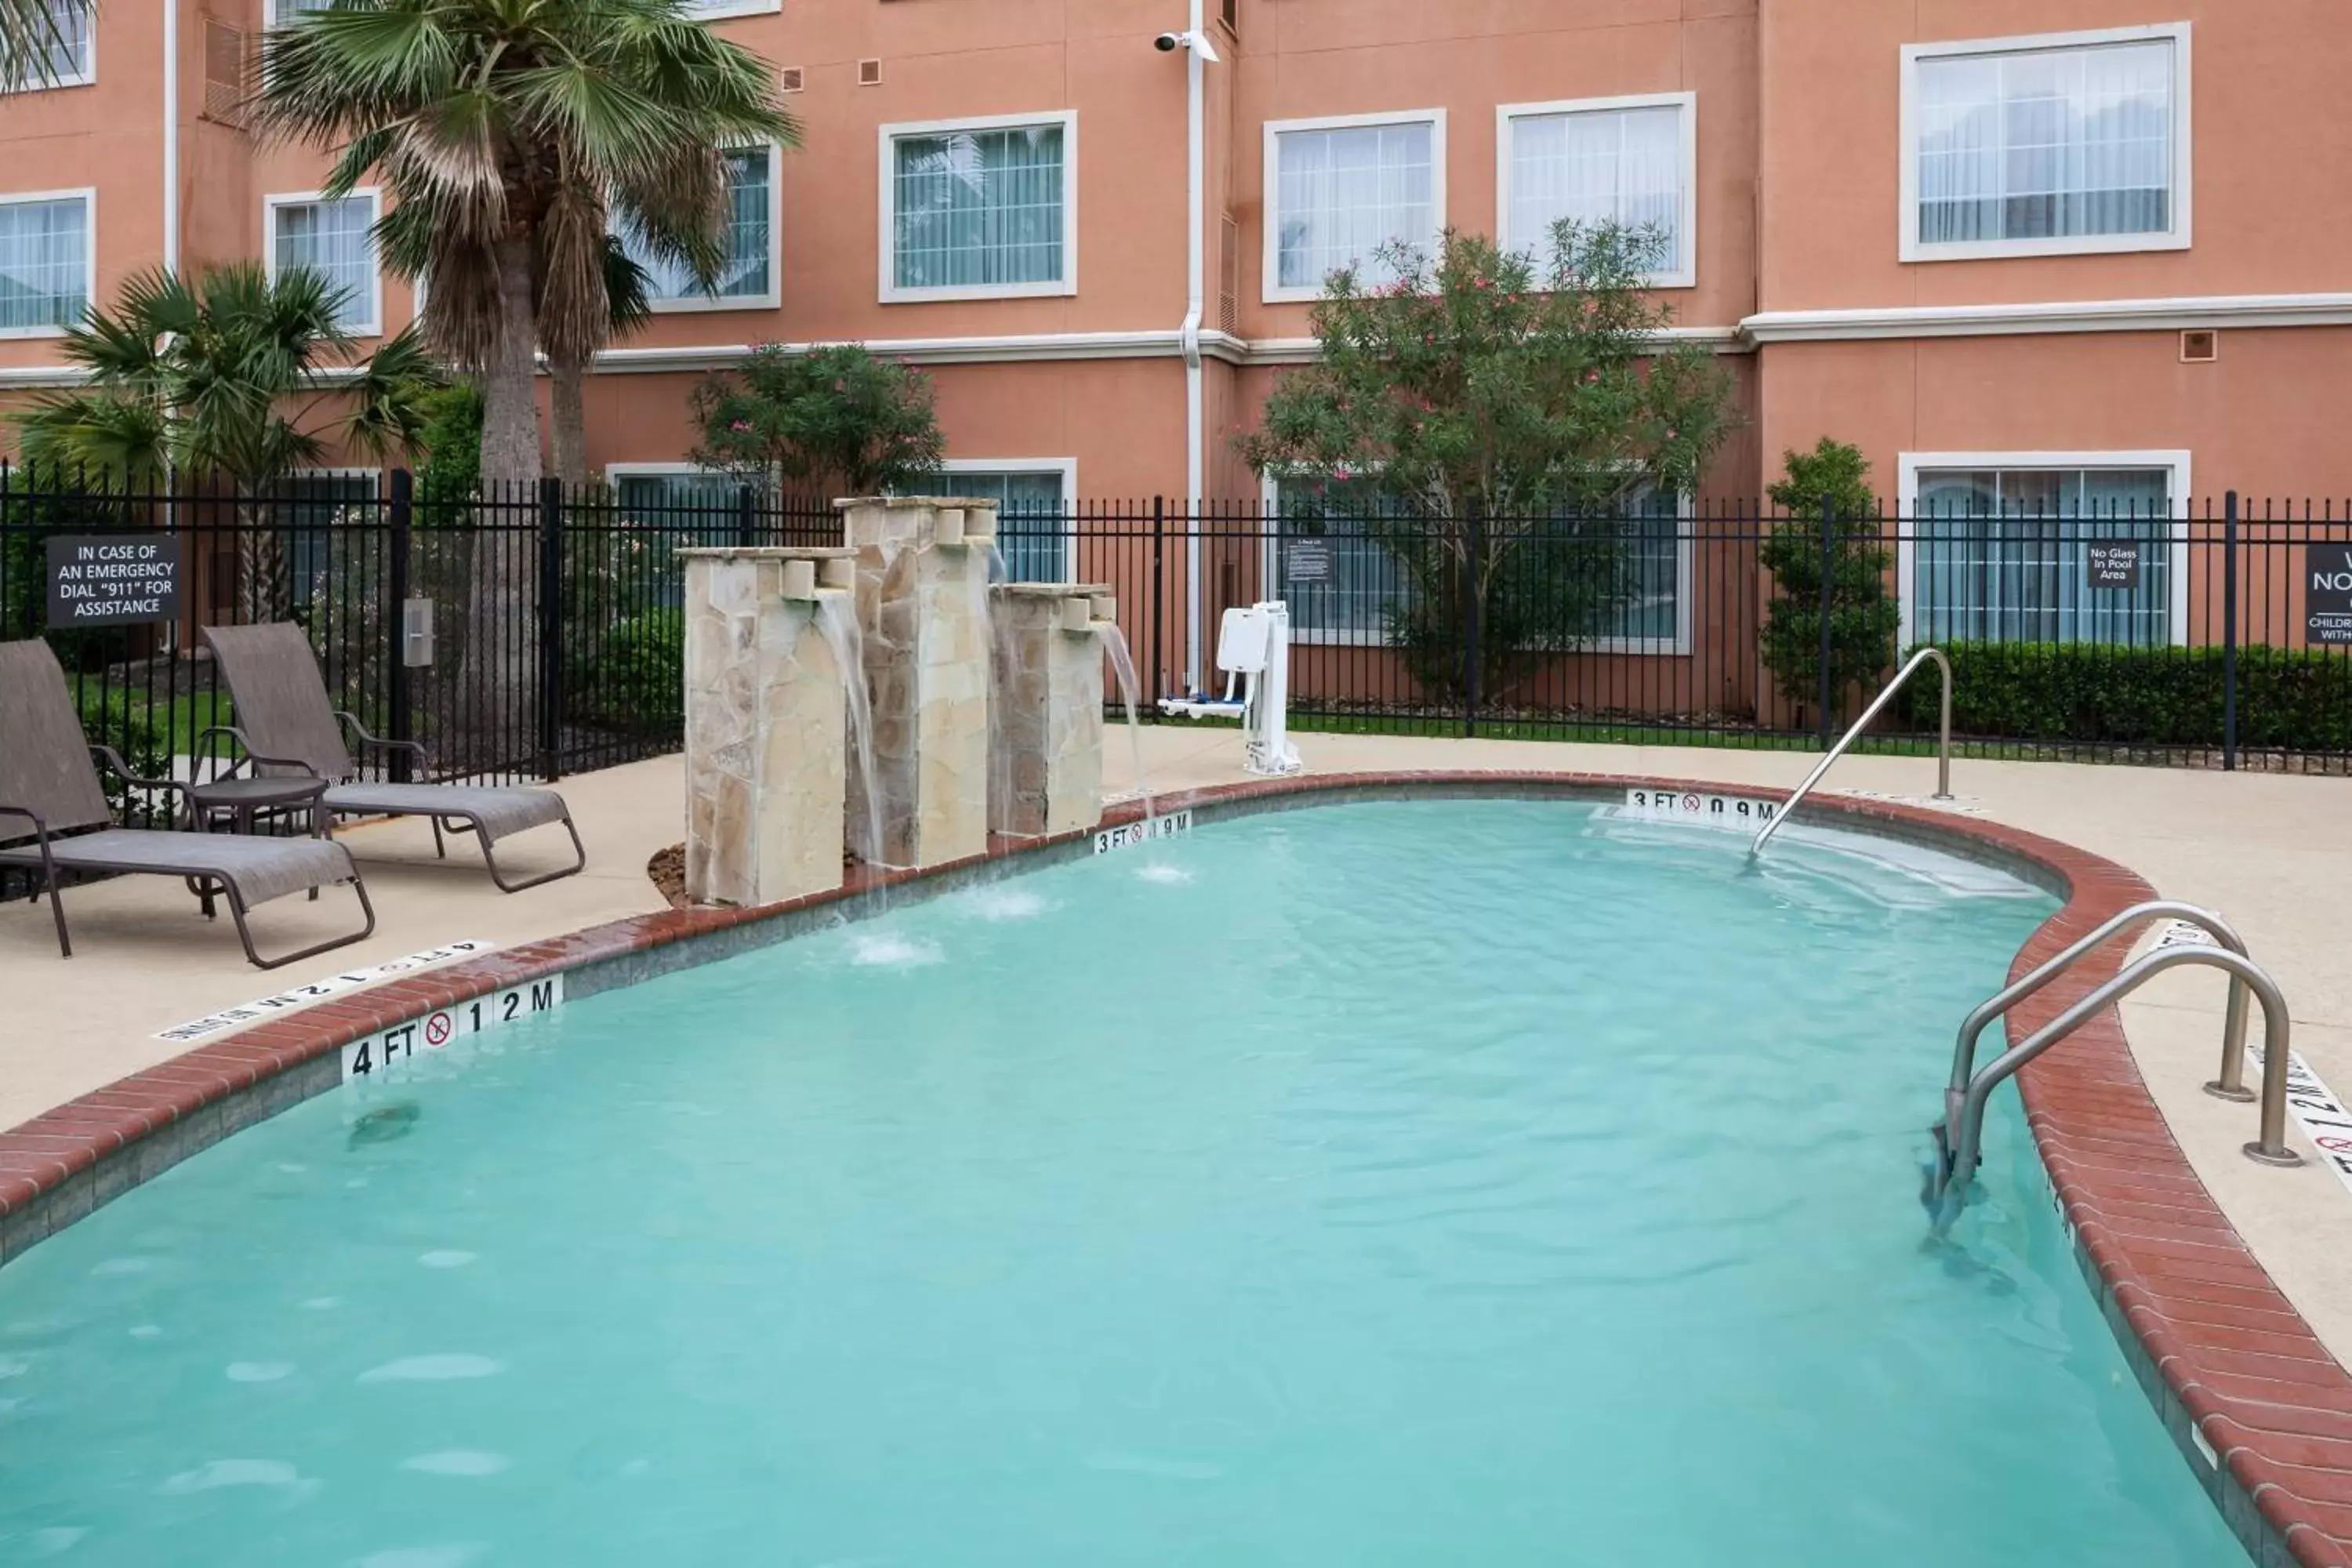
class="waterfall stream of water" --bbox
[1097,622,1155,825]
[814,593,884,874]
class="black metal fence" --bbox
[5,471,2350,792]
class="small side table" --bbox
[187,775,330,840]
[183,775,332,916]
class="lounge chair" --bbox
[0,640,376,968]
[200,622,586,892]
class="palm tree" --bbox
[13,264,439,622]
[550,238,653,492]
[255,0,797,488]
[256,0,797,753]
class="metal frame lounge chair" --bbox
[0,640,376,968]
[200,622,586,893]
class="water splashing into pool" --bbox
[814,592,881,870]
[1097,621,1155,826]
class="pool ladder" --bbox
[1751,646,1954,858]
[1926,900,2301,1225]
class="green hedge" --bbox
[1896,641,2352,752]
[568,610,684,735]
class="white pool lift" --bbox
[1157,602,1304,778]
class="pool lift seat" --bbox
[1157,603,1303,778]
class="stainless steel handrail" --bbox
[1929,946,2300,1224]
[1751,646,1952,857]
[1941,902,2255,1138]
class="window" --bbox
[1902,24,2190,260]
[281,470,379,589]
[1264,111,1444,303]
[0,191,91,336]
[1266,476,1686,652]
[902,464,1073,583]
[1499,94,1695,286]
[683,0,780,16]
[1900,454,2188,648]
[612,467,742,526]
[882,113,1077,303]
[264,0,330,20]
[3,0,91,89]
[267,191,381,335]
[619,147,779,311]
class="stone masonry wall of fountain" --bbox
[990,583,1116,840]
[837,498,996,870]
[679,547,860,907]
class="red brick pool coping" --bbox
[2,770,2346,1565]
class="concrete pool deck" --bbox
[2,734,2350,1381]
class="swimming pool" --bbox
[0,799,2245,1566]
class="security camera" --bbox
[1155,31,1183,50]
[1154,29,1220,61]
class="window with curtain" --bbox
[1914,35,2179,249]
[1912,466,2174,645]
[902,471,1069,583]
[1504,101,1688,278]
[621,148,775,306]
[3,0,90,88]
[1272,119,1435,296]
[890,122,1069,294]
[1272,478,1682,647]
[0,194,88,332]
[272,194,378,332]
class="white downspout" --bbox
[1179,0,1207,695]
[162,0,180,274]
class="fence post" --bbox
[2223,488,2240,772]
[1462,499,1483,739]
[1150,495,1167,706]
[537,476,564,782]
[735,483,757,549]
[387,470,414,783]
[1817,494,1836,749]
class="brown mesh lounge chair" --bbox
[201,622,586,892]
[0,640,376,968]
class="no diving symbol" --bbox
[1682,793,1702,813]
[423,1012,454,1050]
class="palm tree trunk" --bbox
[234,495,290,626]
[460,236,547,774]
[550,352,589,492]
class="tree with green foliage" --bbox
[1240,222,1737,703]
[256,0,798,751]
[0,1,78,91]
[13,263,439,622]
[690,343,946,499]
[1759,437,1900,726]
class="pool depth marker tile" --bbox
[154,939,498,1043]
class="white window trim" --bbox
[263,187,384,338]
[878,110,1080,305]
[3,0,94,91]
[1899,22,2194,264]
[934,457,1078,582]
[1896,449,2193,648]
[1496,92,1697,289]
[1257,472,1693,656]
[683,0,779,18]
[1261,107,1448,305]
[641,143,784,315]
[0,186,95,340]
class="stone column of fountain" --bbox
[837,497,997,869]
[989,584,1118,840]
[679,546,861,907]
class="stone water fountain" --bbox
[680,498,1127,907]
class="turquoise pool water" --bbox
[0,800,2244,1566]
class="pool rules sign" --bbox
[2310,544,2352,646]
[46,535,181,627]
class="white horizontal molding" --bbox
[593,325,1744,375]
[1741,293,2352,344]
[1242,325,1743,365]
